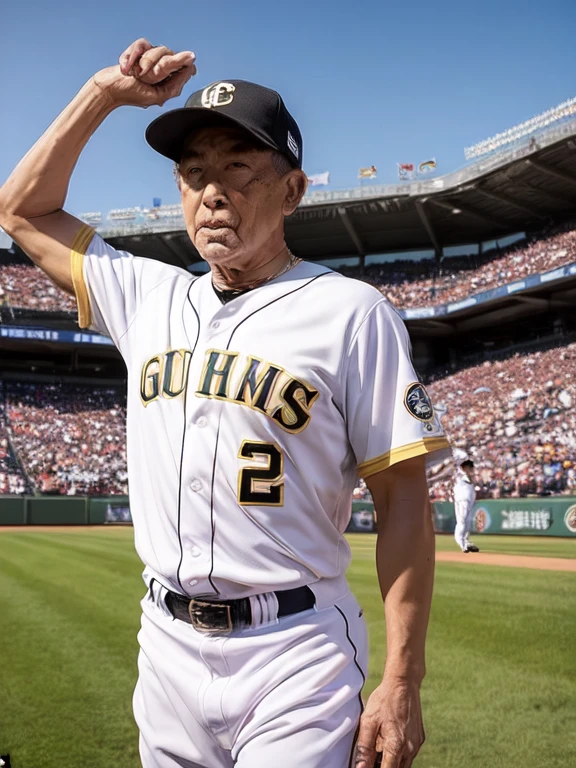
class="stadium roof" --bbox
[100,117,576,267]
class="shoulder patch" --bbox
[404,382,434,423]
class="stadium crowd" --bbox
[1,224,576,315]
[4,382,127,495]
[346,224,576,309]
[0,383,29,494]
[1,217,576,499]
[0,264,76,313]
[427,342,576,501]
[0,341,575,498]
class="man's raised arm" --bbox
[0,39,196,293]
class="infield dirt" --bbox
[435,550,576,571]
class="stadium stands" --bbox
[343,222,576,310]
[0,264,76,313]
[0,382,30,494]
[4,382,127,495]
[1,338,575,499]
[1,222,575,315]
[427,341,576,501]
[145,204,184,220]
[1,216,575,500]
[108,207,142,221]
[79,212,103,225]
[464,96,576,160]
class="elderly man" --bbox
[0,40,450,768]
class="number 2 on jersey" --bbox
[238,441,284,506]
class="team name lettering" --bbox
[141,349,192,405]
[139,349,318,432]
[197,350,239,398]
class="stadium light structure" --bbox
[464,96,576,161]
[79,212,103,225]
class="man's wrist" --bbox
[383,658,426,686]
[89,67,125,111]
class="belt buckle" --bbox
[188,599,233,634]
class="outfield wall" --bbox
[434,498,576,537]
[0,496,130,525]
[1,496,575,537]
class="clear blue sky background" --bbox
[1,0,575,215]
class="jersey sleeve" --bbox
[344,299,451,478]
[70,224,184,344]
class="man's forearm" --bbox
[0,78,115,221]
[358,457,433,768]
[376,497,435,684]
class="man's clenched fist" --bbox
[93,38,196,108]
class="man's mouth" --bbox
[197,223,234,233]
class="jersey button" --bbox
[191,547,201,558]
[188,579,199,587]
[190,479,203,492]
[211,321,220,329]
[196,417,208,428]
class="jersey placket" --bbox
[178,307,237,596]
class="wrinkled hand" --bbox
[93,38,197,108]
[355,678,425,768]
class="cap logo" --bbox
[201,82,236,109]
[287,130,299,159]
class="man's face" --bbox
[177,125,294,268]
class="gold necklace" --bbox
[246,251,301,290]
[216,251,301,293]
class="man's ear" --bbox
[173,163,182,190]
[282,170,308,216]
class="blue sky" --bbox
[1,0,574,215]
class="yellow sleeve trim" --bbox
[70,224,95,329]
[358,436,451,478]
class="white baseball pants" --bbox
[134,584,368,768]
[454,499,475,551]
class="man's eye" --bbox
[230,162,246,169]
[187,167,202,175]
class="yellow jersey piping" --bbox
[70,224,95,329]
[358,436,451,477]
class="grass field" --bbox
[433,532,576,559]
[0,529,574,768]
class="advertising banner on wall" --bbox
[433,498,576,537]
[346,501,376,533]
[105,501,132,523]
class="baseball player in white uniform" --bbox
[453,460,479,553]
[1,39,450,768]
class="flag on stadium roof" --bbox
[419,159,437,173]
[397,163,414,181]
[307,171,330,186]
[153,197,162,208]
[358,165,377,179]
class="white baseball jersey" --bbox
[453,468,476,503]
[453,468,476,552]
[71,224,450,603]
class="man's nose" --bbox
[202,184,228,210]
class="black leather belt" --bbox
[164,585,316,633]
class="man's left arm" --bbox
[343,299,450,767]
[355,455,434,768]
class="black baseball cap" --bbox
[146,80,303,169]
